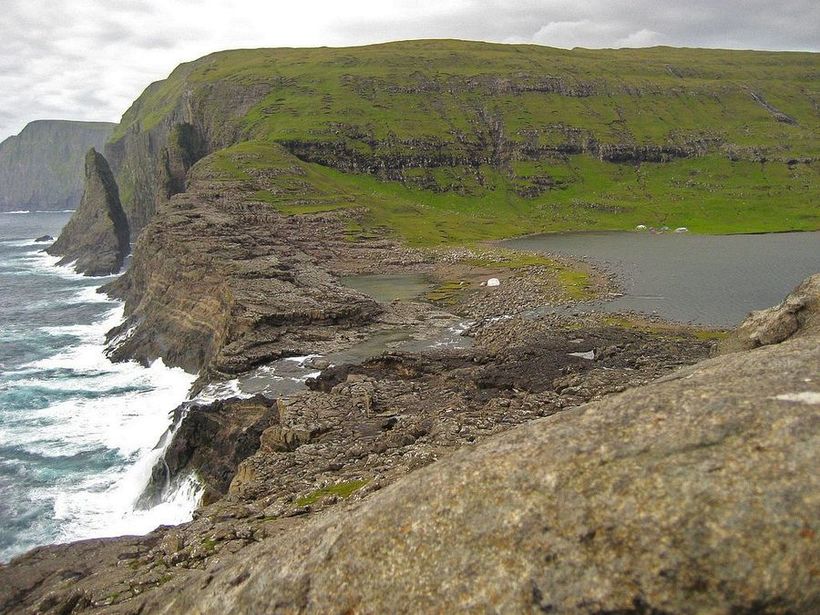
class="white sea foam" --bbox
[0,209,74,214]
[193,377,250,404]
[71,285,118,304]
[3,247,202,551]
[14,248,119,281]
[2,238,40,247]
[283,353,322,365]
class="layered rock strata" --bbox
[101,164,395,376]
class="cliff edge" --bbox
[47,149,130,276]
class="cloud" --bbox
[0,0,817,141]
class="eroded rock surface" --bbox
[46,149,130,276]
[178,334,818,615]
[102,158,407,376]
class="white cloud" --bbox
[0,0,817,141]
[615,29,665,48]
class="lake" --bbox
[503,231,820,327]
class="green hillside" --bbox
[111,40,819,243]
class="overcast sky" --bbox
[1,0,818,141]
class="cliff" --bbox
[46,149,130,276]
[0,120,114,211]
[103,142,389,376]
[102,42,818,239]
[0,278,816,614]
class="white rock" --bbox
[636,224,647,231]
[568,350,595,360]
[486,278,501,287]
[674,227,689,233]
[774,391,820,405]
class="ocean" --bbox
[0,211,199,562]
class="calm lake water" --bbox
[503,231,820,327]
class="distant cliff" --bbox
[47,149,130,276]
[0,120,114,212]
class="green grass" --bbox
[426,280,470,305]
[295,479,370,507]
[556,267,594,300]
[193,141,818,246]
[602,314,728,339]
[111,40,819,238]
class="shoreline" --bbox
[0,239,198,563]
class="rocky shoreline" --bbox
[1,274,817,613]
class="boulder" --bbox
[717,272,819,354]
[46,149,130,276]
[34,234,53,242]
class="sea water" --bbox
[0,211,198,562]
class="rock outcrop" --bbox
[158,329,820,615]
[47,149,130,276]
[717,273,820,354]
[102,144,416,376]
[139,396,280,508]
[0,120,114,212]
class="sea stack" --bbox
[47,148,130,276]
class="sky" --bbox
[1,0,818,141]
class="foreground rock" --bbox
[46,149,130,276]
[155,332,819,614]
[0,313,716,615]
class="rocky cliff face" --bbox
[102,145,394,376]
[46,149,130,276]
[105,76,271,235]
[0,120,114,211]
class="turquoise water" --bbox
[0,211,197,562]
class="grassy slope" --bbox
[115,40,819,245]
